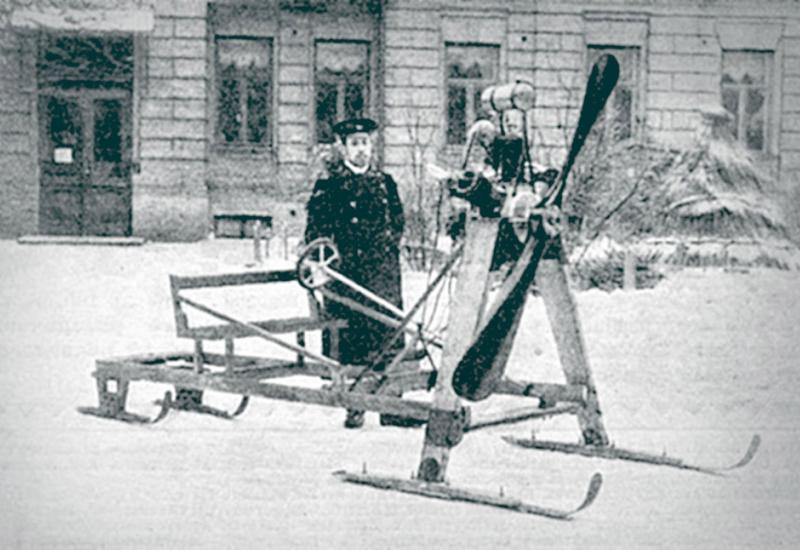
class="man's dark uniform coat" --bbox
[304,162,405,365]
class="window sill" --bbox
[212,143,274,157]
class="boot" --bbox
[344,409,365,429]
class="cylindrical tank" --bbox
[481,81,536,113]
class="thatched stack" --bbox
[652,105,799,269]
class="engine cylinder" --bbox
[481,81,536,113]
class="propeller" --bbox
[451,54,620,402]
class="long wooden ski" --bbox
[333,470,603,520]
[502,434,761,476]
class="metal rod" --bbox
[178,295,343,370]
[363,243,464,383]
[319,288,443,349]
[465,404,579,432]
[323,267,406,319]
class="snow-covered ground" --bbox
[1,238,798,549]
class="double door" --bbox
[38,89,132,236]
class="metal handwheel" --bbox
[297,237,341,290]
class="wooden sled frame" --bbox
[80,262,588,428]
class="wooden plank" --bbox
[171,269,296,290]
[536,258,609,445]
[417,217,498,482]
[91,360,433,420]
[180,317,347,340]
[95,351,192,365]
[495,378,586,403]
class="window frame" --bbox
[586,44,643,142]
[721,49,773,155]
[212,34,274,153]
[313,38,372,145]
[443,41,501,146]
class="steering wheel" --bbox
[296,238,341,290]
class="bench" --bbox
[213,212,273,239]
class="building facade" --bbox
[1,0,798,240]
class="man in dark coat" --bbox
[304,117,407,428]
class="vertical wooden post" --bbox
[193,339,205,374]
[253,220,263,264]
[536,257,609,446]
[296,332,306,367]
[623,247,636,291]
[225,337,235,375]
[417,216,498,482]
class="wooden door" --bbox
[38,90,132,236]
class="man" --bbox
[304,117,407,429]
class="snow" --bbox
[1,238,799,549]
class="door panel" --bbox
[39,95,85,235]
[87,97,131,235]
[41,188,83,235]
[83,187,130,236]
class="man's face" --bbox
[342,132,373,168]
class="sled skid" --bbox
[154,388,249,420]
[77,390,172,424]
[333,470,602,520]
[502,434,761,476]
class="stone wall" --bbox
[134,0,208,240]
[0,24,37,237]
[379,0,800,228]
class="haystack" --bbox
[650,105,800,269]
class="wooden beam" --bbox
[417,217,498,482]
[178,317,347,340]
[536,258,609,445]
[495,378,586,403]
[92,360,433,420]
[170,269,296,291]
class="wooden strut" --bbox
[333,470,603,520]
[417,216,498,483]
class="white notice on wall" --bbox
[54,147,73,164]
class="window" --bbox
[215,36,272,147]
[445,43,500,145]
[315,40,370,144]
[721,51,772,153]
[587,46,640,140]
